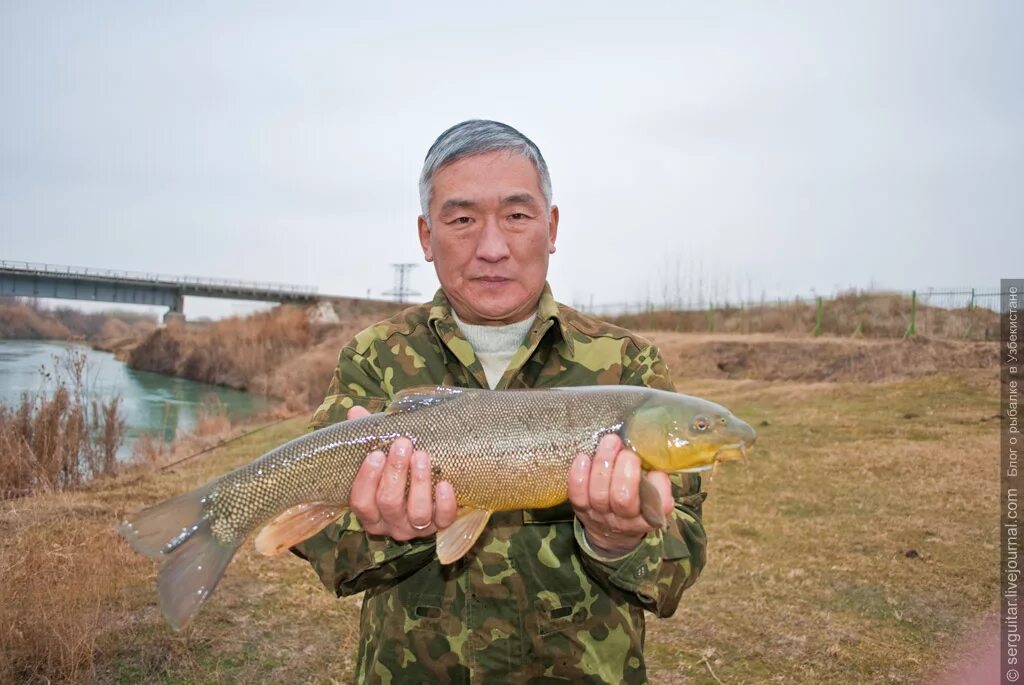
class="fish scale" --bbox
[209,386,646,544]
[119,384,756,631]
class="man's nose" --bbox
[475,217,511,262]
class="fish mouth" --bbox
[714,440,753,464]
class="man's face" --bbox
[418,150,559,325]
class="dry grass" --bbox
[648,331,997,384]
[0,493,146,684]
[123,394,257,477]
[610,290,1001,341]
[641,369,1000,683]
[0,298,156,344]
[117,292,998,414]
[192,394,233,438]
[0,349,127,497]
[129,432,167,466]
[127,303,397,411]
[0,359,1002,683]
[0,299,71,339]
[128,306,314,390]
[0,419,358,684]
[267,331,355,411]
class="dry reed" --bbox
[0,348,127,497]
[127,304,391,411]
[0,297,156,342]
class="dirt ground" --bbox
[645,331,996,384]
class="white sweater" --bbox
[451,309,536,389]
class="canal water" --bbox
[0,340,269,459]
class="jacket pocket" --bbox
[535,590,587,637]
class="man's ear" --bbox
[548,205,559,254]
[418,215,433,262]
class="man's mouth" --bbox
[473,276,511,284]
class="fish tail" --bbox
[118,483,237,631]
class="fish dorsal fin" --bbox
[435,507,491,564]
[387,386,481,415]
[254,502,345,556]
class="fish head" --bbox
[623,390,757,473]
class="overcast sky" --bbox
[1,1,1020,318]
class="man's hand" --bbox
[568,433,674,556]
[346,406,458,541]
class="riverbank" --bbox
[0,297,403,412]
[122,297,998,414]
[126,300,402,410]
[0,364,1000,683]
[0,298,157,357]
[0,339,274,470]
[5,294,998,415]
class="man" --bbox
[292,120,707,684]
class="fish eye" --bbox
[719,417,727,425]
[692,416,711,432]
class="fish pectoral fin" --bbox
[387,385,483,415]
[679,464,714,473]
[254,502,345,556]
[435,507,491,564]
[639,476,668,530]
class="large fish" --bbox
[120,385,756,630]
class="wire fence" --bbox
[576,287,1007,341]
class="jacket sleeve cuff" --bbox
[364,531,436,566]
[342,513,437,568]
[289,513,436,596]
[574,518,666,596]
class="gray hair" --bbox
[419,119,552,222]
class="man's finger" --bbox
[376,438,412,525]
[588,434,620,513]
[568,453,591,510]
[346,405,371,421]
[609,450,641,519]
[406,450,435,531]
[350,450,386,530]
[434,481,457,529]
[647,471,675,515]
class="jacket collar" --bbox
[427,281,574,358]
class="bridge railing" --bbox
[0,260,318,296]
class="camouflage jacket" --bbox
[291,284,707,685]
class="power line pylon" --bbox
[381,263,420,304]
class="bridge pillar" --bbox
[163,292,185,325]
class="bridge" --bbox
[0,260,321,322]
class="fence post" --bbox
[964,288,976,339]
[904,290,917,338]
[707,302,715,333]
[813,296,823,336]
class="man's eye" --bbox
[452,217,473,225]
[510,213,529,220]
